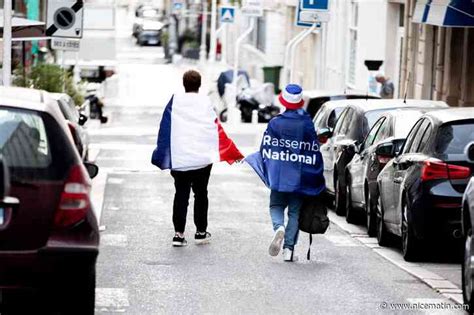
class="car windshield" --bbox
[435,121,474,159]
[0,107,76,181]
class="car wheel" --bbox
[334,175,346,216]
[463,228,474,313]
[345,175,356,223]
[401,200,422,261]
[366,188,376,237]
[376,195,390,246]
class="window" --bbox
[416,124,432,153]
[334,109,349,135]
[362,117,385,152]
[373,118,392,145]
[436,122,474,156]
[402,119,424,154]
[407,120,429,153]
[339,109,354,136]
[251,17,266,53]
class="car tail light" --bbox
[318,135,328,144]
[54,164,91,228]
[421,160,471,181]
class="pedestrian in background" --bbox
[375,74,395,99]
[151,70,243,247]
[246,84,326,262]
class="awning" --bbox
[413,0,474,27]
[0,13,45,38]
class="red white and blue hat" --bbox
[279,84,304,110]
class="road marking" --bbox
[101,234,128,247]
[108,206,121,211]
[108,177,124,185]
[324,235,360,247]
[95,288,129,312]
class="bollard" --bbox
[252,110,258,125]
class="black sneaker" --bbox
[195,232,212,245]
[172,234,187,247]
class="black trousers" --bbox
[170,165,212,233]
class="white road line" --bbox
[101,234,128,247]
[324,235,360,247]
[108,177,125,185]
[95,288,130,312]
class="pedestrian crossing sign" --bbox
[220,6,236,24]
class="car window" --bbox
[436,121,474,158]
[0,107,76,181]
[373,118,391,145]
[327,108,344,129]
[307,97,330,119]
[402,119,424,154]
[333,108,348,135]
[364,109,392,132]
[339,108,354,135]
[416,123,433,152]
[407,120,429,153]
[313,107,326,130]
[364,117,385,149]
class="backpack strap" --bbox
[307,234,313,260]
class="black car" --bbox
[346,108,444,232]
[318,99,448,216]
[303,90,380,119]
[52,93,90,161]
[462,144,474,312]
[376,108,474,261]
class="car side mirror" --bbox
[84,162,99,179]
[317,128,333,144]
[0,157,9,199]
[466,142,474,163]
[78,114,88,126]
[375,141,395,164]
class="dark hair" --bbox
[183,70,201,92]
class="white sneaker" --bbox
[283,248,297,262]
[269,226,285,257]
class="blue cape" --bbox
[246,110,326,196]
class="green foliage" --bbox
[13,63,85,106]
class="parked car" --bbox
[137,20,164,46]
[51,93,90,161]
[318,98,448,216]
[462,144,474,312]
[133,6,162,38]
[312,101,346,137]
[0,86,99,313]
[303,90,380,119]
[345,108,444,232]
[376,108,474,261]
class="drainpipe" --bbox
[290,23,318,84]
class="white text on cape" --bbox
[262,135,320,166]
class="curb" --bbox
[327,211,465,306]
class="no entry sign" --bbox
[46,0,84,38]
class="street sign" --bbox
[46,0,84,38]
[301,0,329,11]
[173,0,183,12]
[51,37,80,51]
[296,0,329,27]
[242,0,263,17]
[220,6,236,23]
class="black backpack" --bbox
[299,193,330,260]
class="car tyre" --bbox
[463,228,474,314]
[401,200,423,262]
[334,175,346,216]
[366,188,376,237]
[345,175,356,224]
[376,194,390,246]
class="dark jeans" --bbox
[170,165,212,233]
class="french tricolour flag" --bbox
[151,93,243,170]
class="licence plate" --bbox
[0,208,4,225]
[149,39,158,44]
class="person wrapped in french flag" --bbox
[151,93,243,170]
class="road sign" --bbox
[220,6,236,23]
[51,37,80,51]
[301,0,329,11]
[173,0,183,12]
[296,0,329,27]
[46,0,84,38]
[242,0,263,17]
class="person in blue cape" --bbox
[246,84,326,262]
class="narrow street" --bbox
[87,12,465,313]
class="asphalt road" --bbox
[88,7,465,314]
